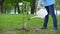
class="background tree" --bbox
[0,0,4,13]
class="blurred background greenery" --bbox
[0,0,60,14]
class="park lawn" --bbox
[0,14,60,34]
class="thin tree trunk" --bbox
[0,5,1,13]
[0,0,1,13]
[15,6,16,14]
[31,0,36,14]
[17,2,20,14]
[1,5,3,13]
[0,0,4,13]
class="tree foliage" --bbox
[0,0,60,14]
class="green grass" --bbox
[0,14,60,34]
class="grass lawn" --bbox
[0,14,60,34]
